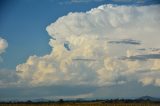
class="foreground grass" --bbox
[0,103,160,106]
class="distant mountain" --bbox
[1,96,160,103]
[138,96,160,101]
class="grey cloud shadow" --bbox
[72,58,97,61]
[138,48,160,52]
[109,39,141,45]
[121,53,160,61]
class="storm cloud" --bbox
[13,4,160,88]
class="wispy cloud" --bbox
[138,48,160,52]
[111,0,144,3]
[72,58,97,61]
[70,0,104,3]
[121,54,160,61]
[59,0,105,5]
[109,39,141,45]
[111,0,160,5]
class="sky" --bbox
[0,0,160,101]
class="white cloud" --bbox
[139,76,160,87]
[0,37,8,62]
[139,77,154,86]
[16,4,160,87]
[155,78,160,86]
[151,59,160,70]
[0,37,8,55]
[0,37,11,88]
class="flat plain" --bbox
[1,102,160,106]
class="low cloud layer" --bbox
[0,69,18,88]
[14,4,160,88]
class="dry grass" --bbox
[0,103,160,106]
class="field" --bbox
[0,102,160,106]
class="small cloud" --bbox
[139,77,154,86]
[0,37,8,62]
[139,77,160,87]
[0,37,8,54]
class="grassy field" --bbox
[0,103,160,106]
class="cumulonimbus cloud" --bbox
[16,4,160,87]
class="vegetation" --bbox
[0,103,160,106]
[0,99,160,106]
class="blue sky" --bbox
[0,0,160,100]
